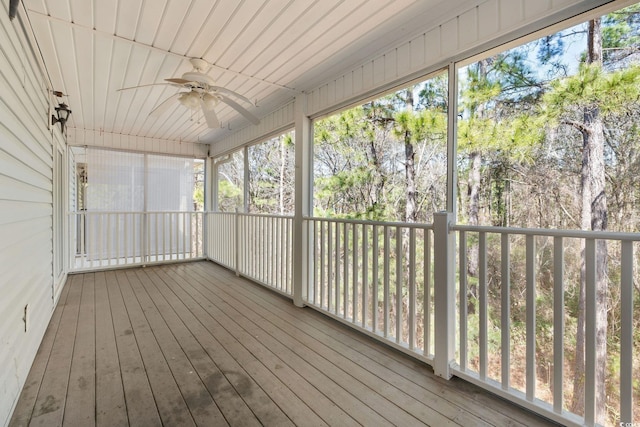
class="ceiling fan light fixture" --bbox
[201,93,220,110]
[178,91,200,109]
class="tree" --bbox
[542,15,640,421]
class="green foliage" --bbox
[602,4,640,63]
[543,63,640,120]
[217,179,242,212]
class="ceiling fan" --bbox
[118,58,260,128]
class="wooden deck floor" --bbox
[10,261,557,427]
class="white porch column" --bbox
[293,94,312,307]
[432,62,459,379]
[446,62,458,219]
[433,211,455,379]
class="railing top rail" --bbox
[69,210,203,214]
[305,216,435,229]
[452,223,640,241]
[205,211,294,220]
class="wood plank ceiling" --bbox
[23,0,470,145]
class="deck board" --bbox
[108,270,162,426]
[94,271,127,427]
[10,261,559,427]
[63,273,96,427]
[9,272,72,427]
[29,274,82,426]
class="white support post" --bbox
[211,160,219,212]
[446,62,458,219]
[203,157,213,259]
[433,211,455,379]
[293,94,312,307]
[234,208,240,276]
[243,146,250,213]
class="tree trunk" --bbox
[571,19,608,424]
[465,59,489,315]
[467,150,482,275]
[404,89,417,224]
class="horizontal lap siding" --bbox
[0,7,56,427]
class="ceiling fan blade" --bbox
[117,82,170,92]
[210,86,254,106]
[220,95,260,125]
[165,78,191,85]
[149,93,180,116]
[199,99,220,128]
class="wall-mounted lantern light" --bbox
[51,103,71,133]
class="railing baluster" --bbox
[182,212,187,260]
[553,236,564,413]
[396,226,402,343]
[195,213,199,258]
[343,222,349,319]
[80,212,86,269]
[155,213,160,261]
[270,216,274,286]
[134,212,138,264]
[262,216,266,283]
[383,225,390,338]
[425,228,432,357]
[584,238,596,425]
[115,213,120,264]
[328,221,333,312]
[409,227,416,350]
[278,218,284,292]
[264,216,269,284]
[479,231,487,381]
[244,214,248,276]
[107,213,112,266]
[169,212,173,263]
[526,234,536,401]
[268,216,272,287]
[459,231,467,370]
[162,213,166,261]
[272,216,276,287]
[372,225,379,334]
[353,223,359,323]
[287,218,292,294]
[320,221,325,308]
[296,220,300,298]
[362,224,368,328]
[123,213,128,264]
[620,240,633,423]
[501,232,510,390]
[335,221,340,315]
[248,215,253,276]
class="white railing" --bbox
[206,211,294,296]
[69,211,204,271]
[302,218,639,425]
[451,224,639,426]
[161,209,637,426]
[305,217,435,362]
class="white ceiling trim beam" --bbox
[67,128,208,158]
[26,8,298,92]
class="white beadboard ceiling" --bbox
[23,0,473,145]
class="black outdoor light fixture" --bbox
[51,103,71,133]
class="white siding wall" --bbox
[0,7,58,427]
[212,0,619,154]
